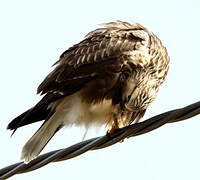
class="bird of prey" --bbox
[7,21,169,163]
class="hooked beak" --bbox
[125,104,139,112]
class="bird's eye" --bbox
[128,94,131,100]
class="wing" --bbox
[37,21,149,96]
[8,21,150,130]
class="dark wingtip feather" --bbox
[7,93,64,133]
[7,105,52,134]
[7,109,31,130]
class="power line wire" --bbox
[0,101,200,179]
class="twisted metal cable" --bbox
[1,101,200,179]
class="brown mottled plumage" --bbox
[7,21,169,162]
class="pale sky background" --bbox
[1,0,200,179]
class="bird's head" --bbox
[124,83,158,112]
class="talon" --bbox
[107,125,121,135]
[106,126,125,143]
